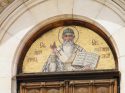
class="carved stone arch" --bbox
[15,14,118,74]
[15,15,120,93]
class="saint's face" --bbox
[62,34,74,42]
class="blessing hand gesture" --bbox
[50,42,57,54]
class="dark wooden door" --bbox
[69,79,117,93]
[20,79,117,93]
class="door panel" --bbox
[20,79,116,93]
[95,86,109,93]
[69,80,91,93]
[93,79,115,93]
[74,87,90,93]
[27,89,40,93]
[20,81,65,93]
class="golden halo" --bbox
[58,26,79,44]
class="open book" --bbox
[72,51,99,69]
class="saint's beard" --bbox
[62,40,74,58]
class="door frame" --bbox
[17,70,120,93]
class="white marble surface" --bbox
[95,19,123,36]
[111,27,125,57]
[119,56,125,93]
[0,77,11,93]
[1,11,36,43]
[96,6,125,25]
[73,0,104,18]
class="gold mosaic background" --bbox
[22,26,115,73]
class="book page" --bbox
[84,52,99,69]
[72,51,99,69]
[72,51,86,67]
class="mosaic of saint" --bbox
[22,26,116,73]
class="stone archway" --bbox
[14,15,120,93]
[1,0,124,93]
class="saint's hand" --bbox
[50,42,57,54]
